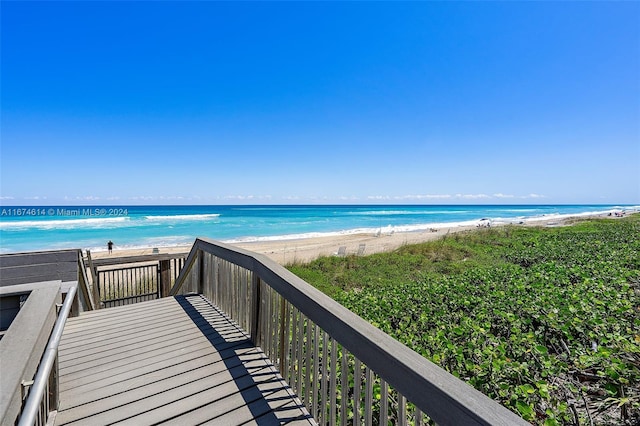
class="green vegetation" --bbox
[288,216,640,425]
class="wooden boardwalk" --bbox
[55,295,315,425]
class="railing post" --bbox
[48,354,59,414]
[159,260,171,298]
[250,273,261,345]
[278,298,287,376]
[197,250,204,295]
[85,250,101,309]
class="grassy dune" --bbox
[289,215,640,425]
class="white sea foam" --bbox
[497,209,539,213]
[0,217,130,230]
[346,210,426,216]
[617,205,640,212]
[86,236,195,252]
[223,207,639,245]
[3,205,636,254]
[223,220,482,244]
[346,210,471,216]
[490,207,640,225]
[143,214,220,221]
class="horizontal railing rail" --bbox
[88,252,189,267]
[171,238,527,426]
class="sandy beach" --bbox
[90,211,635,265]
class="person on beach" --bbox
[107,240,113,254]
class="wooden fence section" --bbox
[97,264,160,307]
[0,249,95,313]
[0,250,79,287]
[171,238,528,426]
[88,253,187,308]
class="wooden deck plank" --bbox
[61,302,182,338]
[64,294,177,320]
[61,297,180,335]
[59,340,255,390]
[113,366,300,425]
[59,305,248,369]
[59,347,264,403]
[55,295,314,426]
[60,308,243,353]
[60,314,195,358]
[57,357,274,423]
[160,386,304,426]
[61,298,238,345]
[59,315,238,364]
[59,328,248,384]
[166,375,315,426]
[61,313,243,357]
[59,326,214,375]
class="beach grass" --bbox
[288,215,640,424]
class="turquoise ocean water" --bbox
[0,204,637,254]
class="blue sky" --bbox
[1,1,638,205]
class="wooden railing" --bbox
[0,280,79,426]
[87,253,187,308]
[171,238,527,426]
[1,249,95,424]
[17,284,77,426]
[0,249,95,313]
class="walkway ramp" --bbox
[55,295,314,425]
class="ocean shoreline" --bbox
[2,205,637,256]
[90,210,637,265]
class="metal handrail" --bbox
[18,284,77,426]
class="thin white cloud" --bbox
[383,194,453,200]
[456,194,491,199]
[158,196,185,200]
[412,194,452,199]
[15,193,548,204]
[367,193,547,201]
[81,193,551,204]
[223,194,273,201]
